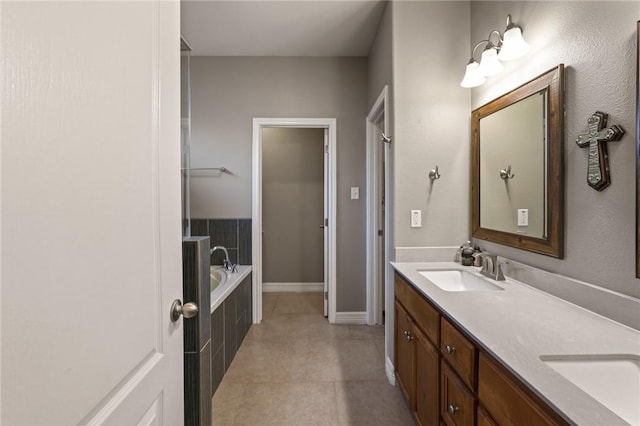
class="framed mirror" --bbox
[471,65,564,258]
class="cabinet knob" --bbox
[447,404,460,415]
[403,330,409,337]
[445,344,456,354]
[406,333,413,341]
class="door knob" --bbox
[170,299,199,322]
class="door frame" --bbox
[366,86,390,326]
[252,118,337,324]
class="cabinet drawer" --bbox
[440,317,476,390]
[441,362,475,426]
[395,273,440,345]
[478,353,566,426]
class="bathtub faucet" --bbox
[210,246,237,272]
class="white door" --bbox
[323,129,329,317]
[1,2,183,425]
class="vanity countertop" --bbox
[392,261,640,426]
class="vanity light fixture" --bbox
[460,15,530,88]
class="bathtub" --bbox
[210,265,252,313]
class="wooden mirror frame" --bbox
[636,21,639,277]
[471,65,565,258]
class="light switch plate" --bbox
[517,209,529,226]
[350,187,359,200]
[411,210,422,228]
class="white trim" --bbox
[252,118,337,324]
[262,282,324,293]
[366,86,390,326]
[334,312,368,325]
[385,356,396,386]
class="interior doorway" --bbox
[366,86,390,326]
[261,128,325,293]
[252,118,337,324]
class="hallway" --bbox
[211,292,414,425]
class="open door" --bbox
[1,2,184,424]
[323,128,329,317]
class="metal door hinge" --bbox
[324,145,329,153]
[324,291,328,300]
[324,218,328,227]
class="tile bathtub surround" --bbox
[191,218,252,266]
[211,292,413,426]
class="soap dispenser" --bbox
[456,241,475,266]
[461,244,476,266]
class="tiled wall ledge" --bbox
[395,246,640,331]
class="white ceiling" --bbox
[180,0,388,57]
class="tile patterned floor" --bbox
[212,292,414,426]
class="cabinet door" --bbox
[395,301,415,407]
[414,325,439,426]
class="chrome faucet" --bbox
[210,246,237,272]
[475,253,505,281]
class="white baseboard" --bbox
[334,311,367,325]
[262,282,324,292]
[385,356,396,386]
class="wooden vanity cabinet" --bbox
[394,272,569,426]
[394,276,441,426]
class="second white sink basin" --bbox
[418,269,503,292]
[541,354,640,425]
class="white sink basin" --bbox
[210,267,228,292]
[540,354,640,425]
[418,269,503,292]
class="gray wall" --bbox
[368,2,393,109]
[190,56,368,311]
[470,1,640,299]
[392,1,472,247]
[262,127,325,283]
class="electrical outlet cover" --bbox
[517,209,528,226]
[350,187,359,200]
[411,210,422,228]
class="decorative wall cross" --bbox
[575,111,624,191]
